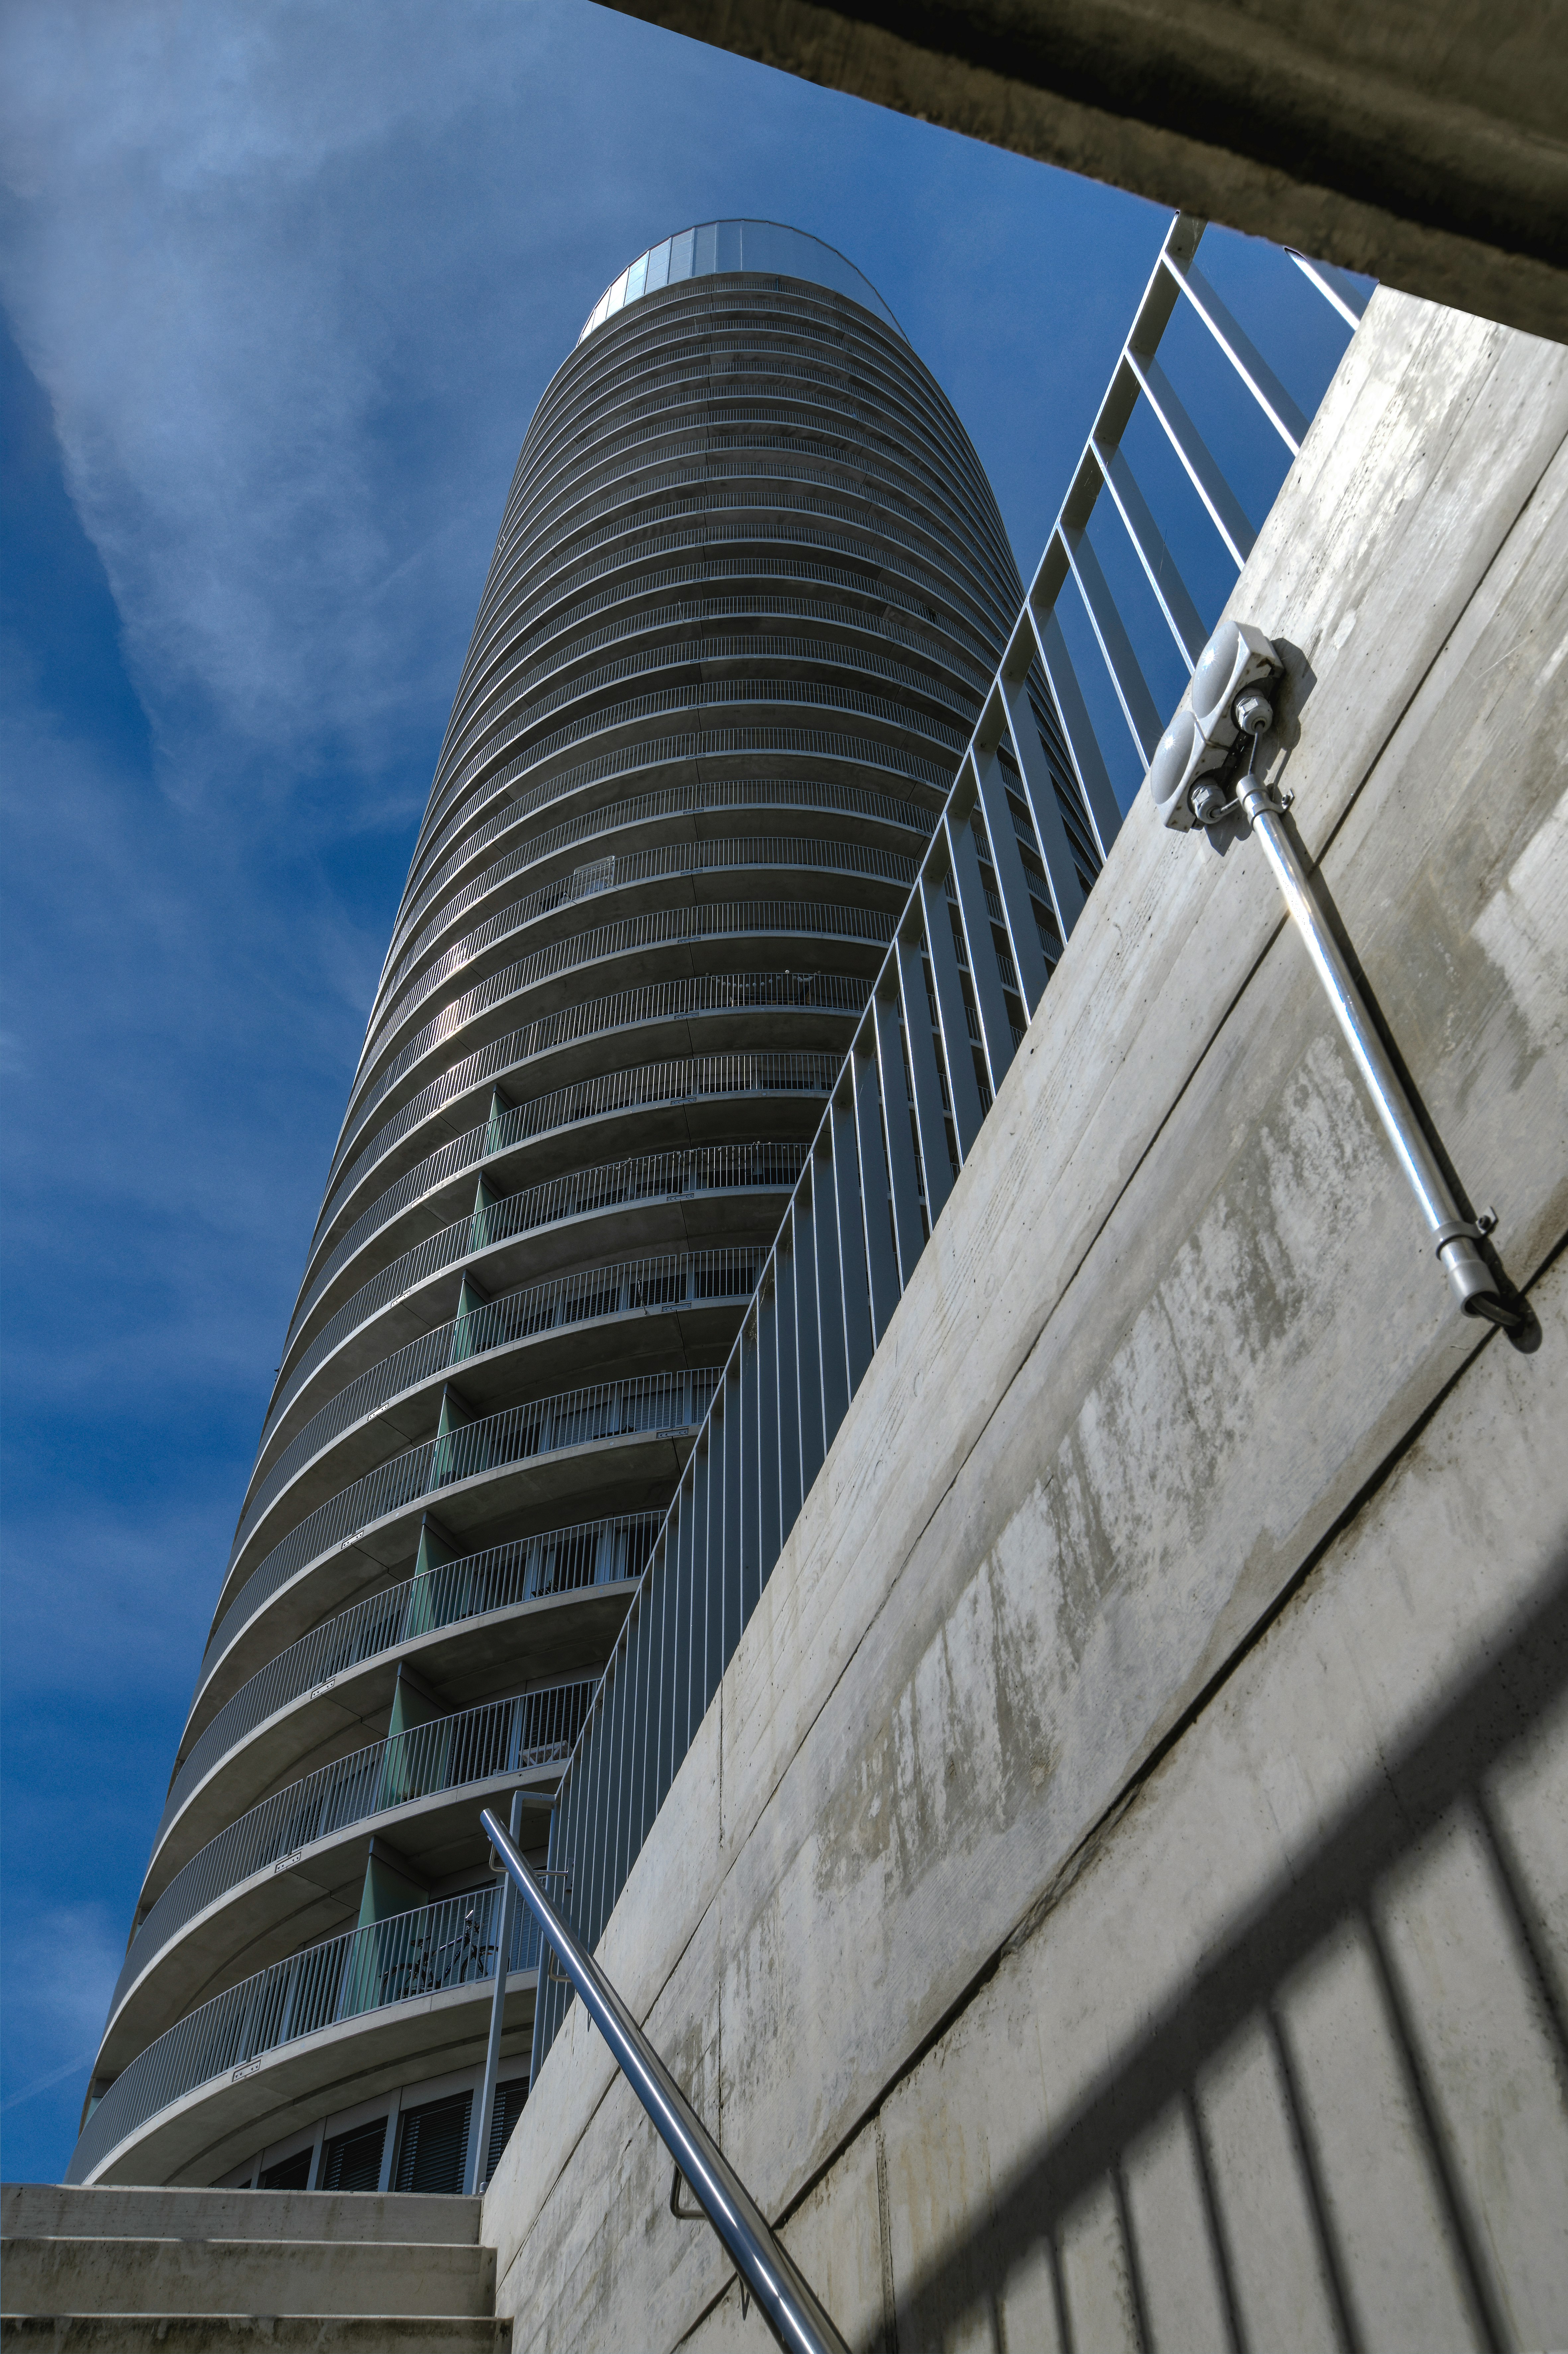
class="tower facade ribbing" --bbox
[74,222,1029,2194]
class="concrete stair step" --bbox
[0,2321,509,2349]
[1,2187,481,2247]
[1,2236,495,2318]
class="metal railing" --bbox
[378,646,956,992]
[527,216,1368,2078]
[288,1049,839,1351]
[158,1514,659,1852]
[240,1247,766,1562]
[270,1141,803,1443]
[312,970,870,1248]
[70,1882,542,2188]
[365,833,921,1073]
[115,1684,592,2020]
[202,1366,720,1693]
[337,895,896,1153]
[388,745,944,989]
[485,1809,848,2354]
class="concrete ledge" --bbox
[0,2324,510,2350]
[0,2237,494,2320]
[1,2186,482,2245]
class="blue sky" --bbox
[0,1,1354,2185]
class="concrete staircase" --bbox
[0,2184,510,2348]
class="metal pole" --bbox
[1237,772,1510,1323]
[482,1806,850,2354]
[468,1784,525,2197]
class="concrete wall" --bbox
[481,288,1568,2351]
[601,1,1568,345]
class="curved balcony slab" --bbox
[148,1573,637,1906]
[102,1718,567,2078]
[362,831,917,1082]
[452,453,1010,721]
[265,1147,796,1470]
[375,774,937,1042]
[232,1246,762,1591]
[286,1052,837,1367]
[193,1371,719,1733]
[159,1514,654,1855]
[335,895,894,1170]
[412,597,984,870]
[75,1881,540,2189]
[309,972,865,1274]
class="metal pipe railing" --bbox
[483,1806,849,2354]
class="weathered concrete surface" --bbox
[483,286,1568,2349]
[598,0,1568,343]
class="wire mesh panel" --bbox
[528,216,1367,2079]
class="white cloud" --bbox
[0,0,576,807]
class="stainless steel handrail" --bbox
[482,1806,850,2354]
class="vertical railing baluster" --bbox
[895,924,953,1226]
[792,1194,825,1495]
[737,1314,761,1628]
[756,1278,781,1585]
[1059,531,1165,763]
[1092,442,1206,668]
[919,866,985,1159]
[1026,605,1124,866]
[812,1151,850,1440]
[945,809,1016,1096]
[852,1032,902,1343]
[971,745,1051,1015]
[774,1235,803,1537]
[696,1428,720,1716]
[873,982,926,1284]
[722,1370,743,1674]
[830,1092,874,1397]
[1126,350,1256,566]
[665,1482,691,1789]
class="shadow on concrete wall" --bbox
[893,1559,1568,2354]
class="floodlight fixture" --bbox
[1147,618,1518,1328]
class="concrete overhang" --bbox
[86,1971,537,2188]
[594,0,1568,344]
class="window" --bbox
[485,2077,528,2184]
[258,2147,313,2190]
[394,2089,472,2195]
[320,2116,387,2192]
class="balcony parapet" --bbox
[113,1687,588,2027]
[238,1244,765,1571]
[200,1366,720,1703]
[157,1515,657,1858]
[74,1881,540,2187]
[269,1144,802,1455]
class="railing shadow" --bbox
[889,1556,1568,2354]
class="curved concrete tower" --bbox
[73,221,1029,2194]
